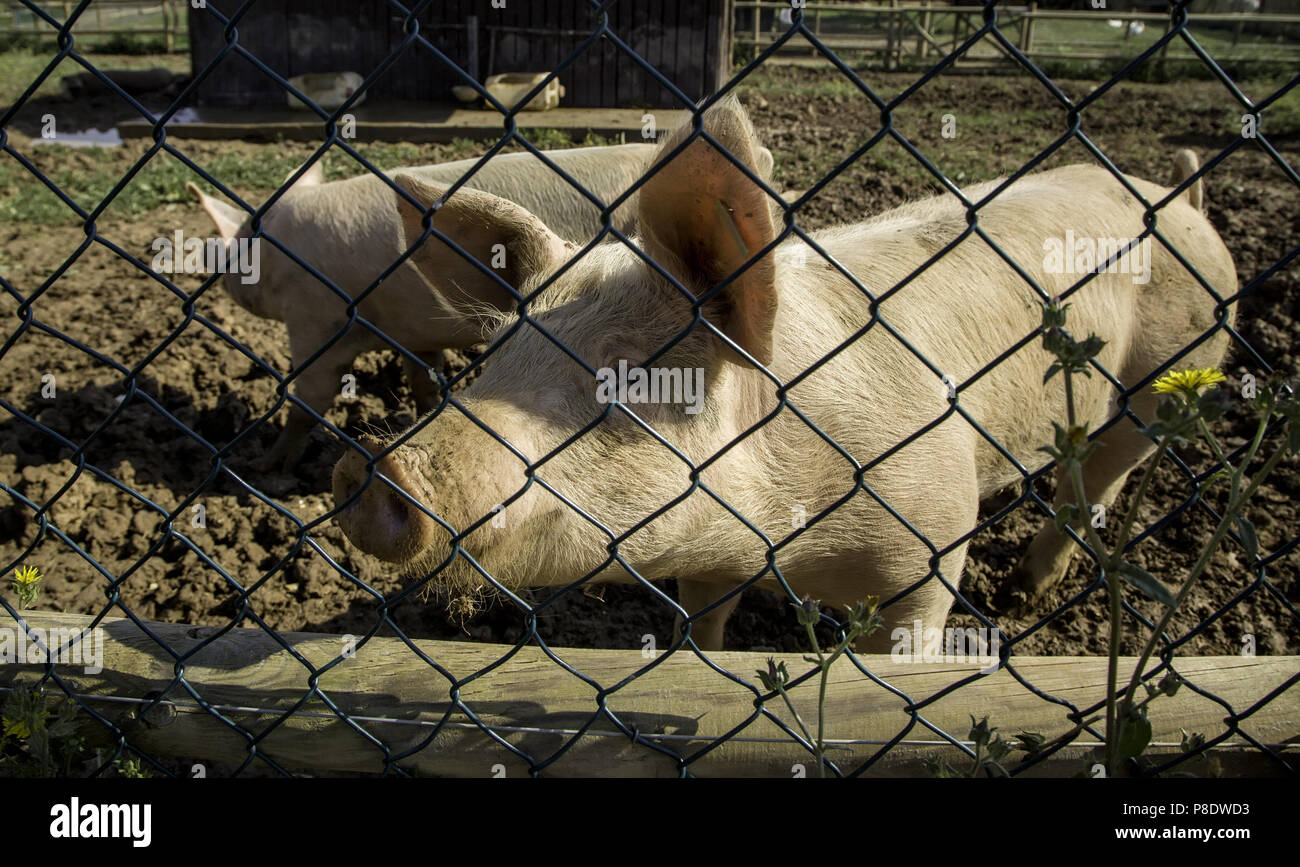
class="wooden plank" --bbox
[3,611,1294,777]
[118,105,690,142]
[638,0,661,106]
[568,1,596,109]
[697,0,715,102]
[666,0,681,105]
[613,0,637,108]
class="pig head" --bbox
[332,97,1236,652]
[186,144,661,471]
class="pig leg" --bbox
[849,539,973,655]
[848,462,979,654]
[402,351,445,416]
[674,579,744,651]
[1011,424,1158,598]
[258,336,358,472]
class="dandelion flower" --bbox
[1153,368,1226,398]
[2,717,31,740]
[12,565,41,587]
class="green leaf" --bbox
[985,737,1013,763]
[1115,561,1176,607]
[1015,731,1047,754]
[1196,469,1232,497]
[1054,503,1078,532]
[1116,714,1153,763]
[1179,728,1206,754]
[1235,517,1259,562]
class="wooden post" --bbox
[164,0,174,53]
[914,5,923,58]
[921,0,933,59]
[955,8,967,62]
[1020,2,1036,55]
[753,1,761,61]
[1158,15,1172,80]
[1,611,1294,777]
[885,0,897,70]
[466,15,479,83]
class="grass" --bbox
[0,47,189,107]
[0,127,624,224]
[1261,82,1300,136]
[734,63,1300,135]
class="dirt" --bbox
[1,68,1297,663]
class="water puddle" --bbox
[28,108,201,148]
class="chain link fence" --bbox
[0,0,1296,777]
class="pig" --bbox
[188,143,658,470]
[331,97,1235,651]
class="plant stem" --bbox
[774,683,814,749]
[1111,438,1170,557]
[1064,369,1077,428]
[1067,460,1123,775]
[1121,443,1288,711]
[802,620,828,778]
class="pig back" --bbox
[776,164,1236,496]
[396,144,655,243]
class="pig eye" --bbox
[591,337,645,373]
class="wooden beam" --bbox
[2,611,1294,777]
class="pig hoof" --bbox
[1007,559,1065,602]
[254,452,289,474]
[332,437,439,562]
[992,580,1031,614]
[255,434,307,474]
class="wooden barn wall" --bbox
[188,0,732,109]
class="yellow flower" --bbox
[2,717,31,740]
[12,565,41,587]
[1153,368,1226,398]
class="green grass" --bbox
[0,126,626,224]
[1260,82,1300,136]
[0,47,189,107]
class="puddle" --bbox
[28,108,201,148]
[30,127,123,148]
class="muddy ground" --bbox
[1,67,1297,666]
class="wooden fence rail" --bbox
[1,611,1294,776]
[735,1,1300,68]
[2,0,184,51]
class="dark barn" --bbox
[188,0,733,110]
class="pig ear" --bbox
[755,145,775,183]
[392,173,569,313]
[187,182,247,241]
[638,97,777,366]
[282,159,325,190]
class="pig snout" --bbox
[332,436,440,562]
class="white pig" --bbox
[188,144,657,470]
[332,98,1235,651]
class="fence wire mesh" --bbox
[0,0,1297,778]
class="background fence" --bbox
[3,0,186,50]
[734,0,1300,70]
[0,0,1296,777]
